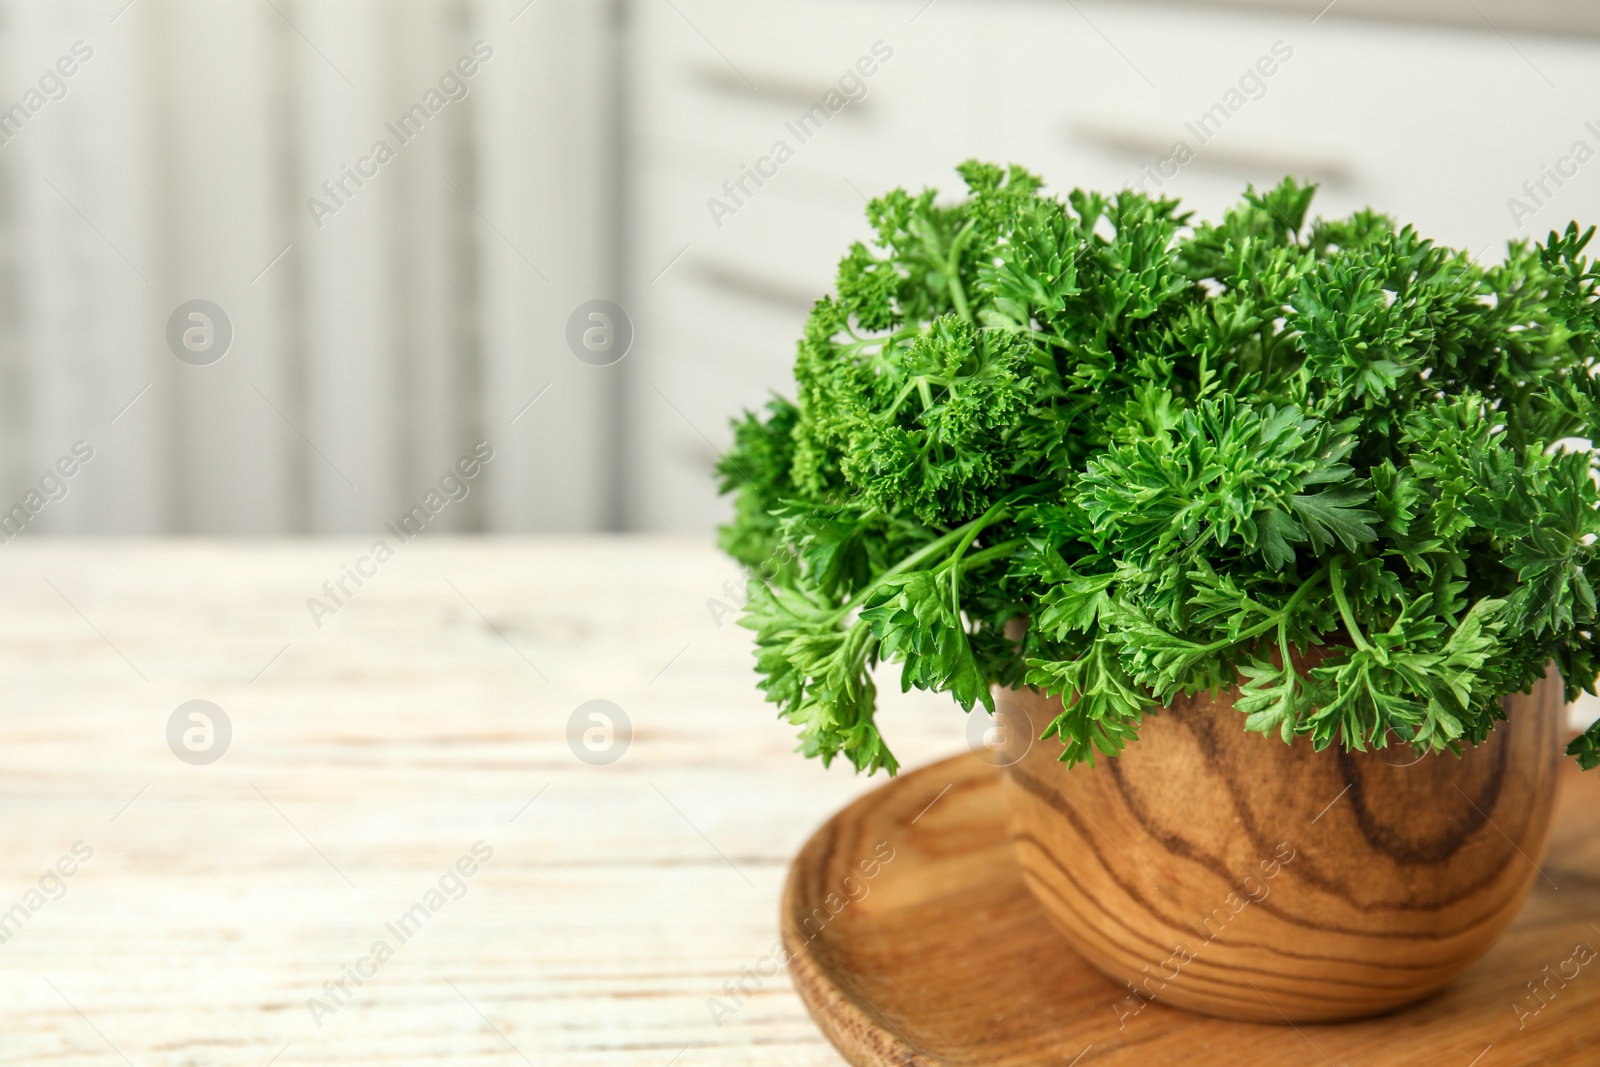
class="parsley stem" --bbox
[1027,328,1077,350]
[1328,556,1375,654]
[1242,563,1331,647]
[953,539,1025,572]
[1181,563,1331,660]
[948,496,1014,619]
[884,377,921,420]
[940,220,976,323]
[946,264,971,323]
[825,525,974,623]
[828,494,1021,624]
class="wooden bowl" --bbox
[782,749,1600,1065]
[997,668,1567,1023]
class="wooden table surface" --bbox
[0,538,971,1067]
[2,539,1592,1067]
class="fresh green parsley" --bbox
[716,162,1600,776]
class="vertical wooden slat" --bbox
[382,0,484,532]
[156,0,296,533]
[8,0,166,534]
[474,0,615,533]
[292,0,401,532]
[0,12,34,509]
[263,0,314,533]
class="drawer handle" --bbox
[693,64,873,117]
[1072,122,1353,187]
[690,259,819,314]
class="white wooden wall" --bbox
[0,0,617,534]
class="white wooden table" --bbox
[0,539,970,1067]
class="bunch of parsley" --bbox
[717,162,1600,776]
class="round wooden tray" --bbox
[783,752,1600,1066]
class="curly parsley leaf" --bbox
[717,162,1600,775]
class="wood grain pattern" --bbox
[1000,671,1566,1022]
[784,750,1600,1067]
[0,539,980,1066]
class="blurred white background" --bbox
[0,0,617,534]
[1,0,1599,535]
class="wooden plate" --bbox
[783,752,1600,1067]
